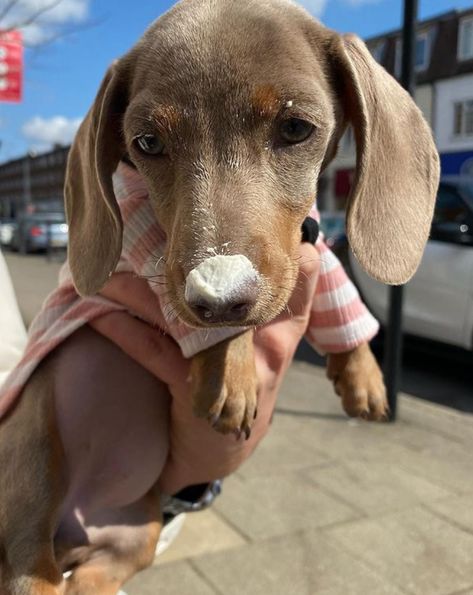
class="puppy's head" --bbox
[65,0,439,328]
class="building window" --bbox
[395,29,431,78]
[453,100,473,136]
[415,31,430,71]
[458,16,473,61]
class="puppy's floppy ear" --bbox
[65,61,128,296]
[330,34,440,284]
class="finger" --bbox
[100,272,168,331]
[90,311,190,387]
[286,242,320,321]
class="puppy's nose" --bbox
[185,255,259,324]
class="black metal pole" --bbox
[384,0,418,421]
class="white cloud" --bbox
[22,115,82,150]
[1,0,89,46]
[296,0,328,17]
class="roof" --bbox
[365,7,473,84]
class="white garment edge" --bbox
[0,250,27,388]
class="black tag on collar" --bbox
[301,217,319,244]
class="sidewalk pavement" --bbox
[124,362,473,595]
[4,253,473,595]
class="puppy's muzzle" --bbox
[184,255,259,324]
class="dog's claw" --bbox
[244,426,251,440]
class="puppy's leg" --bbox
[327,342,388,421]
[64,485,162,595]
[0,363,66,595]
[51,326,170,593]
[191,330,258,438]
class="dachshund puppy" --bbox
[0,0,439,592]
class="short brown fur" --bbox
[0,0,439,591]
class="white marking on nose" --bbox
[185,255,259,305]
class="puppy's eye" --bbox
[279,118,314,144]
[135,134,167,156]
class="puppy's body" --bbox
[0,326,167,593]
[0,0,439,592]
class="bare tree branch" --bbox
[1,0,64,32]
[0,0,20,25]
[0,0,96,50]
[21,16,103,48]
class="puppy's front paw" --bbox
[327,343,388,421]
[190,331,257,438]
[193,374,257,439]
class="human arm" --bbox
[90,242,320,494]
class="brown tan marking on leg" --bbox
[64,486,162,595]
[0,360,66,594]
[327,342,388,421]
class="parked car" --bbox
[319,212,345,246]
[319,211,350,268]
[350,177,473,352]
[0,219,18,248]
[10,212,69,253]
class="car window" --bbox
[21,213,65,223]
[434,185,471,225]
[320,217,345,237]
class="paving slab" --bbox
[304,457,454,516]
[193,529,407,595]
[124,560,217,595]
[425,493,473,534]
[156,508,246,565]
[213,472,359,541]
[235,413,332,480]
[398,395,473,445]
[326,506,473,595]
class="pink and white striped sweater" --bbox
[0,162,379,418]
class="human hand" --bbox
[90,242,320,494]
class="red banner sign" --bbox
[0,30,23,103]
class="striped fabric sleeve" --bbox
[305,208,380,355]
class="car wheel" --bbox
[19,236,28,254]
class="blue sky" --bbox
[1,0,472,163]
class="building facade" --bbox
[320,8,473,211]
[0,145,69,218]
